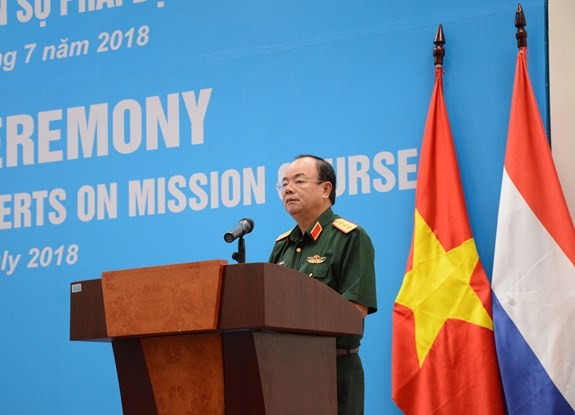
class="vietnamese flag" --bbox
[391,67,505,414]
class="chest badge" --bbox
[307,255,326,264]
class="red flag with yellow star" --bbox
[391,67,505,414]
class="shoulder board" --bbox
[333,218,358,234]
[275,230,291,242]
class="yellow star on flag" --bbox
[396,209,494,367]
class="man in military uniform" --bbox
[269,154,378,415]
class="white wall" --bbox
[549,0,575,222]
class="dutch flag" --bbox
[492,46,575,414]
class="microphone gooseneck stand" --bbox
[232,236,246,263]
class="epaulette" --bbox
[275,230,291,242]
[333,218,358,234]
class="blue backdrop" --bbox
[0,1,548,413]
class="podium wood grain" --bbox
[70,261,363,414]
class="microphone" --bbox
[224,218,254,243]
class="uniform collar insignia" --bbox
[309,221,323,241]
[307,255,326,264]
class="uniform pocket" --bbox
[306,262,336,290]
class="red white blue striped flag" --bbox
[492,46,575,415]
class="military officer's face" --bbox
[281,157,332,221]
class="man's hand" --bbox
[350,301,368,318]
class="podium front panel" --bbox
[114,334,225,415]
[222,331,337,415]
[102,260,226,337]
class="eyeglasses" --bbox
[275,179,324,192]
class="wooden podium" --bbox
[70,260,363,415]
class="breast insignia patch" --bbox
[333,218,358,234]
[275,230,291,242]
[307,255,326,264]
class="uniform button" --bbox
[296,248,302,253]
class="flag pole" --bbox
[515,3,527,48]
[433,24,445,67]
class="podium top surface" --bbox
[70,261,363,341]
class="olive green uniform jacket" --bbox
[269,208,377,349]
